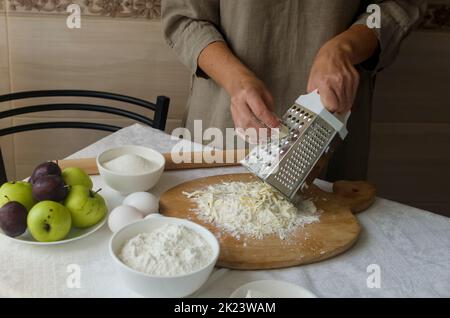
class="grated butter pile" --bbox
[184,181,320,239]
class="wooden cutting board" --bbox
[160,173,375,270]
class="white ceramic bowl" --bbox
[109,215,220,298]
[97,145,165,195]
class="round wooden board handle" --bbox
[304,180,376,214]
[332,181,376,213]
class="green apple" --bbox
[62,167,93,189]
[0,181,36,211]
[64,185,107,228]
[27,201,72,242]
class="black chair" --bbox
[0,90,170,183]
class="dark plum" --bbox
[30,162,62,184]
[0,201,27,237]
[32,175,68,202]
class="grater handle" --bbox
[297,90,350,139]
[335,110,351,126]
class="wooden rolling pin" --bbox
[56,149,248,175]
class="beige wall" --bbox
[0,2,449,216]
[0,1,15,178]
[1,9,190,179]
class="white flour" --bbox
[184,181,320,240]
[103,154,154,174]
[119,224,213,276]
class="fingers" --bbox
[346,67,359,113]
[338,65,359,114]
[246,92,280,129]
[230,77,279,143]
[307,77,318,94]
[231,100,268,144]
[262,90,276,112]
[231,86,279,129]
[308,43,360,114]
[318,84,340,113]
[231,100,265,131]
[316,67,359,114]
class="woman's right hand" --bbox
[230,75,280,136]
[197,41,279,136]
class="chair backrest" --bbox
[0,90,170,135]
[0,89,170,182]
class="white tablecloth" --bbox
[1,124,449,298]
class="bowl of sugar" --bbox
[97,145,165,195]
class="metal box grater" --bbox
[241,90,350,202]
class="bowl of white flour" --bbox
[97,145,165,194]
[109,215,219,297]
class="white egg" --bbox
[108,205,143,233]
[123,192,159,216]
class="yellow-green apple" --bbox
[64,185,107,228]
[27,201,72,242]
[62,167,93,189]
[0,181,36,211]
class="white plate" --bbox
[230,280,317,298]
[0,215,107,245]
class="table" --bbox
[1,124,449,298]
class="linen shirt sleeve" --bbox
[353,0,427,73]
[161,0,225,76]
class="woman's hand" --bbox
[307,25,379,114]
[307,40,360,114]
[197,41,279,139]
[230,75,280,132]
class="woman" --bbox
[162,0,426,181]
